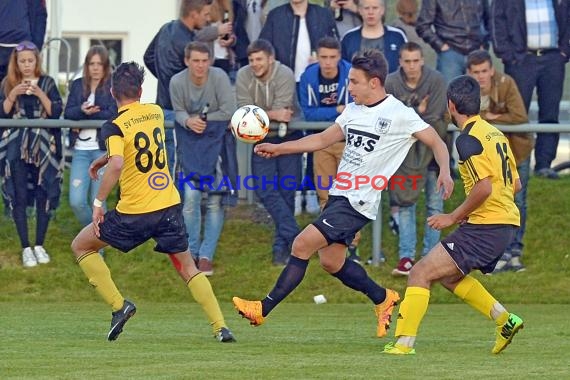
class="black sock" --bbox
[261,256,309,316]
[332,259,386,304]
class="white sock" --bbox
[490,302,507,321]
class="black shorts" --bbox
[441,223,516,275]
[312,195,370,246]
[99,204,188,254]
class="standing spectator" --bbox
[235,39,300,266]
[0,0,47,81]
[298,36,362,261]
[390,0,435,67]
[466,49,532,273]
[71,62,235,343]
[144,0,231,176]
[65,45,117,228]
[329,0,362,38]
[416,0,489,83]
[0,41,63,267]
[260,0,339,213]
[0,0,47,218]
[341,0,407,72]
[260,0,339,80]
[207,0,237,75]
[385,42,448,276]
[490,0,570,179]
[170,41,237,276]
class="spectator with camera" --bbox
[0,41,63,267]
[169,41,237,276]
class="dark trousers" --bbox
[505,51,566,171]
[252,132,302,254]
[11,160,51,248]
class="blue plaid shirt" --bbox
[525,0,559,49]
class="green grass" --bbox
[0,175,568,305]
[0,303,567,379]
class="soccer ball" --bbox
[230,105,270,144]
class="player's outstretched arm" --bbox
[414,126,454,199]
[254,124,344,158]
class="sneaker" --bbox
[232,296,265,326]
[108,299,137,341]
[22,247,38,267]
[33,245,50,264]
[508,256,526,272]
[492,259,510,274]
[272,251,289,266]
[388,216,399,235]
[365,253,386,265]
[198,258,214,276]
[392,257,414,276]
[374,289,400,337]
[304,190,320,214]
[294,191,303,216]
[382,342,416,355]
[215,327,237,343]
[535,167,560,179]
[347,245,361,264]
[492,313,524,354]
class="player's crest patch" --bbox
[374,117,391,134]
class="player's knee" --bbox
[291,237,311,259]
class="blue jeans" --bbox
[436,48,467,83]
[398,170,443,259]
[505,157,530,257]
[163,109,177,177]
[505,52,565,171]
[182,184,224,261]
[69,149,106,226]
[252,133,302,254]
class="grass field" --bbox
[1,303,567,379]
[0,174,569,379]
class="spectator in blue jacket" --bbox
[0,0,47,81]
[341,0,407,72]
[65,45,117,228]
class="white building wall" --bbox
[46,0,180,102]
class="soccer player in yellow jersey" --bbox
[70,62,235,343]
[383,75,524,355]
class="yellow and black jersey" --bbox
[456,115,520,226]
[101,101,180,214]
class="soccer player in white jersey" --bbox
[233,49,454,338]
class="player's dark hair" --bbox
[317,36,341,51]
[247,39,275,57]
[447,75,481,115]
[467,49,493,69]
[399,41,423,57]
[112,62,145,101]
[351,49,388,86]
[180,0,213,18]
[184,41,211,58]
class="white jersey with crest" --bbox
[328,95,429,219]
